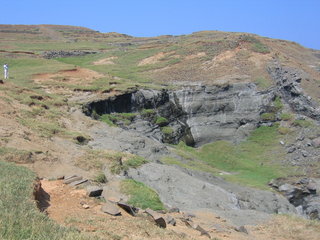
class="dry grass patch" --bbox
[253,215,320,240]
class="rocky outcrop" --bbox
[127,163,296,226]
[268,62,320,120]
[84,83,274,147]
[42,50,98,59]
[269,177,320,220]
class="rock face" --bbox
[84,83,274,147]
[269,177,320,220]
[42,50,98,59]
[268,62,320,120]
[127,163,296,225]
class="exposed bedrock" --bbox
[127,163,296,226]
[84,83,275,147]
[268,62,320,121]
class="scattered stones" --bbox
[42,50,98,59]
[270,177,320,220]
[101,202,121,216]
[117,202,138,216]
[86,186,103,197]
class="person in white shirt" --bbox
[3,64,9,79]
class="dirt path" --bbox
[41,180,257,240]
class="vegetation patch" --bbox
[155,116,168,126]
[173,125,289,188]
[280,113,293,121]
[100,112,137,126]
[293,119,313,128]
[161,126,174,135]
[120,179,165,211]
[261,112,276,121]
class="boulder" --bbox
[69,179,88,186]
[63,176,83,184]
[87,186,103,197]
[145,208,167,228]
[117,202,138,216]
[101,202,121,216]
[311,137,320,148]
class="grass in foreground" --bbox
[0,161,97,240]
[120,179,165,211]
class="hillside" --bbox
[0,24,320,240]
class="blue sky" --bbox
[1,0,319,49]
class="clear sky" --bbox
[1,0,319,49]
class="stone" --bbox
[301,150,309,157]
[168,207,180,213]
[195,225,211,238]
[287,146,296,153]
[311,137,320,148]
[82,204,90,209]
[63,176,82,184]
[145,208,166,228]
[87,186,103,197]
[101,202,121,216]
[235,225,249,234]
[164,215,176,226]
[64,175,78,180]
[69,179,88,186]
[117,202,138,216]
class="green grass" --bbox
[125,155,148,168]
[110,154,148,174]
[261,112,276,121]
[293,119,313,128]
[255,77,273,89]
[120,179,165,211]
[280,113,293,121]
[161,126,174,135]
[99,112,137,126]
[155,116,168,126]
[171,125,290,189]
[0,161,97,240]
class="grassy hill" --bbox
[1,24,320,239]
